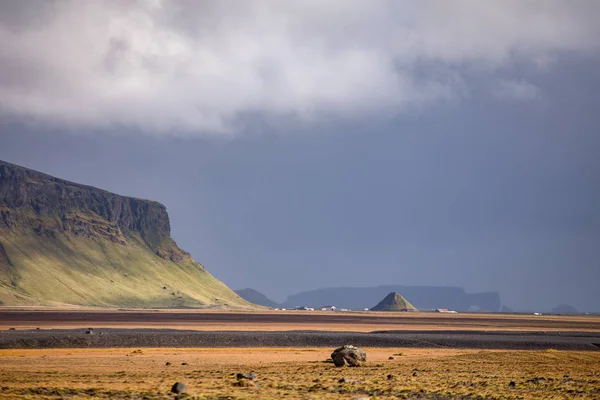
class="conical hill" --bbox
[370,292,418,311]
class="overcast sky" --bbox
[1,1,599,311]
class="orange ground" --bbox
[1,347,599,399]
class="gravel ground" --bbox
[1,328,599,350]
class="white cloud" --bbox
[0,0,598,134]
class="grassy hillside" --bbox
[0,230,248,308]
[0,160,251,308]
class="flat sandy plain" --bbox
[2,309,600,332]
[1,310,600,399]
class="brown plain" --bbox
[1,347,599,399]
[1,309,600,332]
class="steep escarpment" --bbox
[0,160,250,308]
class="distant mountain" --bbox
[282,285,501,311]
[235,288,279,308]
[552,304,577,314]
[0,160,250,308]
[500,305,514,313]
[370,292,418,312]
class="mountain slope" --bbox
[235,288,280,308]
[370,292,418,311]
[0,160,250,308]
[282,285,501,311]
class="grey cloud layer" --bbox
[0,0,599,133]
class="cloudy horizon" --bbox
[1,1,599,312]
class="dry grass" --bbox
[1,347,599,399]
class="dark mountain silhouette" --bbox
[552,304,578,314]
[501,305,514,313]
[370,292,418,311]
[0,160,249,308]
[282,285,500,311]
[235,288,279,308]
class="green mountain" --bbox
[370,292,418,312]
[0,160,250,308]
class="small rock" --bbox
[233,379,256,387]
[165,362,172,366]
[412,371,420,377]
[85,330,93,335]
[36,327,41,330]
[351,398,370,400]
[338,377,350,383]
[508,381,516,388]
[236,371,257,380]
[387,374,394,380]
[170,382,187,394]
[181,362,188,365]
[388,356,395,360]
[8,328,15,331]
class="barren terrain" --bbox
[1,310,599,332]
[1,310,599,398]
[1,347,599,399]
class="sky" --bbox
[1,1,599,311]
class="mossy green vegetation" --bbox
[0,229,248,308]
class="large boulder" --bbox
[331,345,366,367]
[170,382,187,394]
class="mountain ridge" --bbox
[282,285,500,311]
[0,159,250,308]
[235,288,279,308]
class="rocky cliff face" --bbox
[0,160,185,262]
[0,160,248,308]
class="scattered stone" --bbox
[236,372,257,380]
[387,374,394,380]
[338,377,350,383]
[508,381,516,388]
[85,330,93,335]
[8,328,15,331]
[527,377,547,384]
[331,345,367,367]
[165,362,172,366]
[412,371,420,377]
[388,356,395,360]
[181,362,188,365]
[170,382,187,394]
[233,379,256,387]
[36,327,41,330]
